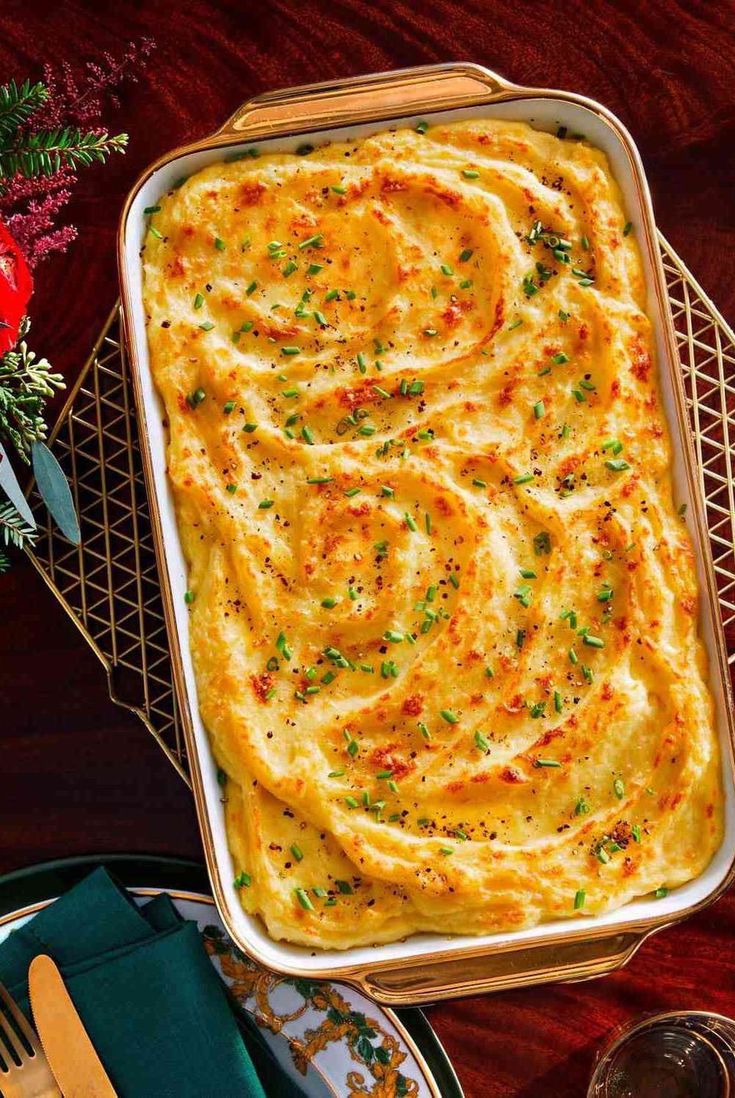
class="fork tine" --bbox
[0,981,38,1053]
[0,1006,27,1065]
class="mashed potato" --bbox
[142,118,722,948]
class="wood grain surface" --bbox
[1,2,734,1095]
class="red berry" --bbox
[0,220,33,355]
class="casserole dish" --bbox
[118,63,735,1004]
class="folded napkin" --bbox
[0,867,274,1097]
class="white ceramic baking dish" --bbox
[118,63,735,1004]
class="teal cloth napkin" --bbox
[0,867,269,1097]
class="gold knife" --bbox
[28,954,117,1097]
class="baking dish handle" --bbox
[215,63,517,139]
[356,929,650,1005]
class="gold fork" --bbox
[0,980,60,1097]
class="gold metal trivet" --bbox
[24,236,735,787]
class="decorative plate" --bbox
[0,855,462,1098]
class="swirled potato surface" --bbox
[143,119,722,948]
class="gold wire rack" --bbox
[24,235,735,788]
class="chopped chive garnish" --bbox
[187,387,206,408]
[242,422,257,433]
[321,596,338,608]
[307,476,332,484]
[282,260,298,277]
[654,887,669,899]
[291,844,304,861]
[329,768,345,778]
[380,485,394,497]
[440,709,459,724]
[449,572,459,590]
[234,872,251,889]
[307,262,324,276]
[199,321,215,331]
[358,424,376,436]
[298,233,324,250]
[223,400,236,414]
[193,293,204,310]
[552,352,569,365]
[345,796,359,808]
[533,400,545,419]
[606,459,631,472]
[439,847,454,856]
[574,889,586,910]
[472,477,487,488]
[514,584,533,608]
[440,263,454,276]
[569,647,578,665]
[384,629,404,643]
[415,119,429,134]
[356,352,367,372]
[614,778,625,799]
[258,499,274,509]
[184,590,195,605]
[583,635,604,648]
[331,184,346,194]
[344,486,361,497]
[535,758,561,768]
[335,879,353,895]
[214,237,226,251]
[623,221,633,237]
[149,226,164,240]
[295,888,314,911]
[225,483,237,494]
[462,169,480,179]
[282,346,301,357]
[632,824,642,842]
[520,568,537,579]
[246,280,257,295]
[474,730,489,752]
[514,472,534,485]
[282,387,299,398]
[301,425,315,445]
[405,512,418,532]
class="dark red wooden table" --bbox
[1,2,734,1094]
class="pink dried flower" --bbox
[1,37,156,267]
[35,38,156,130]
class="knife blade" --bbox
[0,440,36,530]
[28,954,117,1097]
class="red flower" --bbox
[0,219,33,355]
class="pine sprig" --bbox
[0,500,36,550]
[0,317,65,462]
[0,127,128,180]
[0,79,49,141]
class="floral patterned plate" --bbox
[0,855,462,1098]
